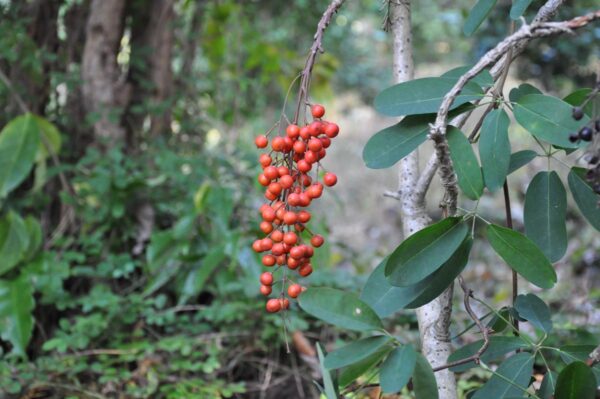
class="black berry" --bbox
[568,133,580,143]
[579,127,593,142]
[572,107,584,121]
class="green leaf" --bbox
[299,287,383,331]
[508,150,537,175]
[485,224,556,289]
[441,66,494,87]
[362,238,472,315]
[513,94,589,149]
[0,113,41,197]
[555,362,597,399]
[386,217,469,286]
[0,276,35,357]
[538,371,558,399]
[374,77,483,116]
[558,345,598,365]
[510,0,533,19]
[413,353,439,399]
[472,353,534,398]
[324,335,391,369]
[0,212,29,276]
[568,168,600,231]
[508,83,542,103]
[563,88,598,118]
[524,171,567,262]
[514,293,553,333]
[338,346,391,387]
[487,306,511,334]
[362,114,430,169]
[464,0,498,36]
[33,115,61,162]
[447,127,484,199]
[23,216,42,260]
[316,343,339,399]
[180,244,226,304]
[379,345,417,393]
[480,109,511,192]
[448,336,530,372]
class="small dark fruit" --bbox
[579,127,593,142]
[572,107,584,121]
[568,133,580,143]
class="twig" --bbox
[586,345,600,367]
[503,181,520,334]
[292,0,346,124]
[430,10,600,216]
[431,276,491,372]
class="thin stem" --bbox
[503,181,519,333]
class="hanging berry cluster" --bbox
[569,84,600,199]
[252,104,339,313]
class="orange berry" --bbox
[262,254,276,267]
[323,172,337,187]
[286,124,300,139]
[261,207,275,222]
[271,243,284,256]
[264,190,278,201]
[264,166,278,180]
[283,211,298,225]
[288,284,302,298]
[271,229,283,242]
[299,126,311,140]
[280,298,290,310]
[299,263,313,277]
[311,104,325,118]
[271,136,285,151]
[287,257,300,269]
[320,137,331,148]
[324,123,339,138]
[260,272,274,286]
[283,137,294,153]
[252,239,263,253]
[266,298,281,313]
[259,153,272,167]
[308,121,322,136]
[293,140,306,154]
[268,182,283,196]
[283,231,298,245]
[260,221,273,234]
[308,138,323,152]
[255,135,268,148]
[304,150,318,164]
[260,285,272,296]
[288,193,301,207]
[297,159,311,173]
[290,246,305,259]
[310,234,324,247]
[277,166,289,176]
[258,174,270,186]
[297,210,311,223]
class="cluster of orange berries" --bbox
[253,104,339,313]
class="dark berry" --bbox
[595,119,600,132]
[572,107,584,121]
[579,127,593,142]
[568,133,580,143]
[589,156,599,165]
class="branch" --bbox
[432,276,492,373]
[293,0,346,124]
[430,10,600,216]
[586,345,600,367]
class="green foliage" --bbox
[524,171,568,262]
[479,108,511,192]
[463,0,498,36]
[448,336,530,372]
[299,287,383,331]
[447,127,484,200]
[514,293,553,334]
[472,353,535,398]
[412,352,439,399]
[385,217,469,286]
[324,335,391,369]
[554,361,597,399]
[485,224,557,289]
[568,168,600,231]
[379,345,416,393]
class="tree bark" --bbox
[81,0,129,143]
[127,0,175,139]
[388,2,457,398]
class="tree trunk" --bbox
[127,0,175,140]
[81,0,129,143]
[388,2,457,398]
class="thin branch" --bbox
[292,0,346,124]
[503,181,520,334]
[586,345,600,367]
[430,10,600,216]
[432,276,491,372]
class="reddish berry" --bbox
[308,121,322,136]
[297,210,311,223]
[304,150,318,164]
[310,234,324,248]
[262,207,275,222]
[252,240,263,253]
[280,175,294,189]
[299,126,311,140]
[271,243,284,256]
[266,298,281,313]
[260,221,273,234]
[299,263,313,277]
[264,166,278,180]
[262,255,276,267]
[271,136,285,151]
[280,298,290,310]
[264,190,278,201]
[260,285,272,296]
[260,238,273,251]
[260,272,274,286]
[283,211,298,225]
[293,140,306,154]
[320,137,331,148]
[268,182,283,196]
[258,174,270,186]
[308,138,323,152]
[283,231,298,245]
[324,123,339,138]
[288,193,301,207]
[323,172,337,187]
[255,135,268,148]
[307,184,323,199]
[311,104,325,118]
[288,284,302,298]
[259,154,272,167]
[297,159,311,173]
[286,124,300,139]
[298,193,311,207]
[290,246,305,259]
[276,255,286,265]
[283,137,294,152]
[287,257,300,269]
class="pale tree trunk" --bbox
[388,2,457,398]
[81,0,130,143]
